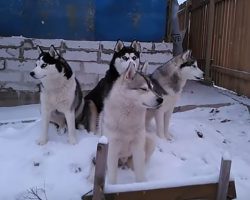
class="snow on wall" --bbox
[0,36,172,93]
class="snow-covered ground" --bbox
[0,81,249,200]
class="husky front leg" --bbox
[107,140,120,184]
[132,139,146,182]
[164,103,175,139]
[65,111,77,145]
[164,109,174,139]
[37,108,51,145]
[155,109,165,138]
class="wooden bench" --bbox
[82,139,236,200]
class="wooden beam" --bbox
[216,157,233,200]
[83,181,236,200]
[92,141,109,200]
[166,0,173,42]
[204,0,215,84]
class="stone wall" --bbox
[0,36,172,106]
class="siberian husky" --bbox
[30,45,84,145]
[146,50,204,139]
[102,62,163,184]
[82,40,141,133]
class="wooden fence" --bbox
[178,0,250,97]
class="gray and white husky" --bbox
[30,45,84,145]
[102,62,163,184]
[146,50,204,139]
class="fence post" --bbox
[92,136,109,200]
[166,0,173,42]
[204,0,215,84]
[216,155,232,200]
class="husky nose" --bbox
[157,97,163,104]
[30,71,35,77]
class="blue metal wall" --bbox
[0,0,167,42]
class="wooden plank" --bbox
[211,64,250,81]
[216,157,232,200]
[92,141,109,200]
[204,0,215,83]
[83,181,236,200]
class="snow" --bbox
[0,81,249,200]
[99,136,108,144]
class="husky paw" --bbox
[68,137,77,145]
[157,133,166,139]
[165,132,174,141]
[36,138,48,145]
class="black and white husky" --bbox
[102,62,163,184]
[30,45,84,145]
[146,50,204,139]
[82,40,141,132]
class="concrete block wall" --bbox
[0,36,173,106]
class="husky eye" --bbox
[132,56,137,60]
[122,56,129,61]
[41,64,47,69]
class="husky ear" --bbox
[131,40,141,52]
[182,50,192,60]
[49,45,59,59]
[37,46,43,54]
[124,62,136,80]
[138,61,148,74]
[114,40,124,52]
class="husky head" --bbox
[121,62,163,109]
[176,50,204,81]
[111,40,141,74]
[30,45,73,81]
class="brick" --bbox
[154,42,173,51]
[141,52,173,64]
[4,82,38,91]
[101,41,116,50]
[0,36,24,47]
[67,61,82,72]
[84,62,109,74]
[146,64,161,74]
[6,60,36,71]
[65,40,100,50]
[101,53,113,62]
[24,49,39,59]
[140,42,153,52]
[81,83,97,91]
[76,73,99,85]
[0,48,19,59]
[0,71,22,82]
[0,59,5,70]
[32,38,63,48]
[63,50,97,62]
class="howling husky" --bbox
[146,50,204,139]
[30,45,84,145]
[82,40,141,133]
[102,62,163,184]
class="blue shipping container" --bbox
[0,0,167,42]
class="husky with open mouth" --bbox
[82,40,141,133]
